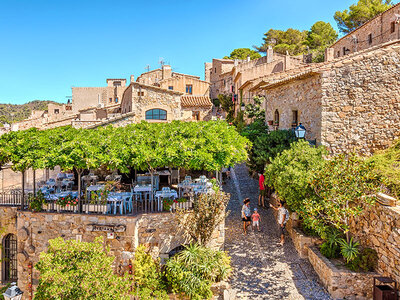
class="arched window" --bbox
[145,109,167,120]
[2,234,17,283]
[168,245,186,258]
[274,109,280,128]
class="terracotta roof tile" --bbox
[181,95,212,108]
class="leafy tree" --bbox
[305,21,338,62]
[132,245,168,299]
[218,94,235,123]
[34,237,131,300]
[223,48,261,60]
[176,191,229,246]
[306,153,381,241]
[244,96,265,122]
[255,28,308,55]
[165,244,232,300]
[264,140,327,213]
[334,0,393,33]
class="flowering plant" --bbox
[163,197,187,211]
[56,194,78,207]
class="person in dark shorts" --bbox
[241,198,251,234]
[270,200,289,245]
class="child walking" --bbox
[252,208,261,232]
[270,200,289,246]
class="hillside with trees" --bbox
[0,100,60,124]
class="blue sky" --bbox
[0,0,357,104]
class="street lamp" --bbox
[294,123,306,139]
[240,102,246,111]
[3,283,23,300]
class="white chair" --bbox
[185,176,192,181]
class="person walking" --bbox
[241,198,251,234]
[252,208,261,232]
[258,173,265,207]
[270,200,289,246]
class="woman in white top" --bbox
[270,200,289,246]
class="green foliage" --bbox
[307,153,381,238]
[244,96,265,122]
[218,94,235,123]
[223,48,261,60]
[305,21,338,62]
[0,100,60,124]
[243,125,296,174]
[256,28,308,55]
[177,191,229,246]
[320,242,341,259]
[339,237,360,263]
[165,244,232,300]
[211,98,220,107]
[369,139,400,198]
[34,237,131,300]
[265,140,326,212]
[132,245,168,299]
[0,121,250,175]
[28,191,46,212]
[334,0,392,33]
[346,248,378,272]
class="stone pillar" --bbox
[284,51,292,70]
[162,65,172,80]
[267,46,274,63]
[325,48,335,62]
[130,75,135,83]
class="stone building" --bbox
[330,2,400,58]
[205,48,304,104]
[259,40,400,155]
[10,67,212,131]
[137,65,210,96]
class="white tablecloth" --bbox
[134,185,152,192]
[87,185,105,192]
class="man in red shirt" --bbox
[258,173,265,207]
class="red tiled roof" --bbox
[181,95,212,108]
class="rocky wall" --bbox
[320,44,400,154]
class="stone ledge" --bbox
[307,246,378,300]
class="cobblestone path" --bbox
[223,164,331,300]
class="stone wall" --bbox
[331,4,400,59]
[349,202,400,287]
[0,167,61,191]
[159,76,210,96]
[308,246,377,300]
[264,75,323,143]
[0,209,225,295]
[320,43,400,154]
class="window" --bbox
[145,109,167,120]
[292,110,298,128]
[192,111,200,121]
[137,91,144,96]
[2,234,17,283]
[343,47,346,55]
[54,109,59,114]
[391,21,396,33]
[113,81,121,87]
[115,97,118,103]
[368,33,372,45]
[273,109,279,129]
[215,67,217,73]
[168,86,174,90]
[186,85,193,94]
[337,51,340,57]
[109,98,113,103]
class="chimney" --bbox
[162,65,172,79]
[234,59,239,66]
[325,48,335,62]
[267,46,274,63]
[284,51,292,70]
[130,75,135,83]
[247,55,251,62]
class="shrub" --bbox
[28,190,46,212]
[34,237,131,300]
[346,248,378,272]
[132,245,168,299]
[339,237,360,263]
[265,140,326,213]
[320,242,341,259]
[165,244,231,300]
[176,191,229,246]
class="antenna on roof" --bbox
[145,65,150,72]
[159,57,165,67]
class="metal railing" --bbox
[0,191,192,216]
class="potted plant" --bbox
[267,120,274,126]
